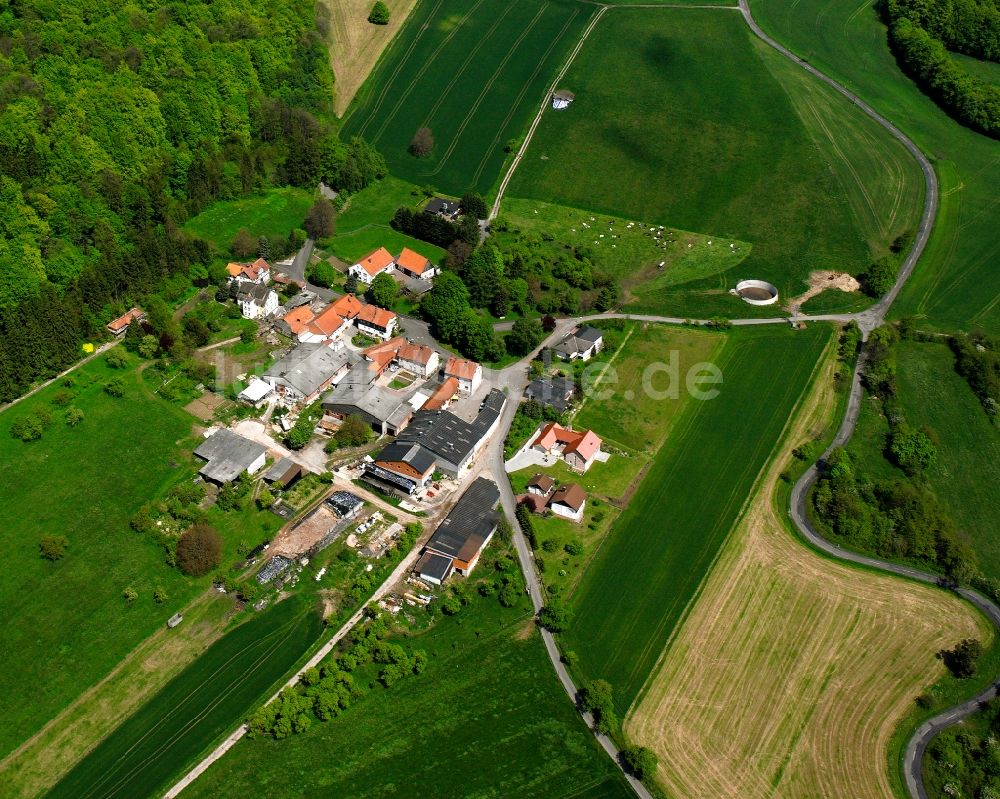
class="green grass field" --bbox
[498,197,750,300]
[0,356,204,759]
[45,596,323,799]
[183,188,314,251]
[893,341,1000,578]
[320,176,446,265]
[563,324,831,712]
[574,323,726,453]
[507,8,922,318]
[951,52,1000,86]
[183,592,632,799]
[341,0,594,195]
[749,0,1000,334]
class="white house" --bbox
[548,483,586,522]
[395,342,439,378]
[554,325,604,361]
[238,284,279,319]
[444,357,482,396]
[349,247,395,285]
[355,305,398,341]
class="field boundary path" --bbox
[0,340,119,415]
[162,545,425,798]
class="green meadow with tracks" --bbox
[46,596,323,799]
[507,8,923,317]
[750,0,1000,334]
[564,324,832,711]
[341,0,594,195]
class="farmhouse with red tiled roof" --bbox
[348,247,395,285]
[532,422,603,473]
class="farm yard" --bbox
[506,8,922,318]
[183,589,633,799]
[46,596,323,799]
[0,356,204,762]
[626,342,991,799]
[563,324,832,711]
[749,0,1000,334]
[340,0,594,195]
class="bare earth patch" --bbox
[789,270,861,312]
[626,339,990,799]
[319,0,420,117]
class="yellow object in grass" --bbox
[82,342,95,354]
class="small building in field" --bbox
[396,342,439,378]
[107,308,145,337]
[423,477,501,576]
[227,258,271,285]
[424,197,461,220]
[527,473,554,496]
[349,247,395,285]
[532,422,603,473]
[194,428,267,485]
[552,89,575,110]
[395,247,438,281]
[548,483,587,522]
[356,305,398,341]
[237,283,279,320]
[414,551,453,586]
[444,357,482,396]
[554,325,603,361]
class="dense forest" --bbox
[0,0,378,402]
[885,0,1000,137]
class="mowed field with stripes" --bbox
[341,0,594,195]
[563,325,832,713]
[45,597,323,799]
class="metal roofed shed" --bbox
[239,378,273,406]
[424,477,501,575]
[414,551,453,586]
[262,457,304,488]
[325,491,363,519]
[194,428,267,484]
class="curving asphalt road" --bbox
[488,4,991,799]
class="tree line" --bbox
[885,0,1000,138]
[0,0,383,403]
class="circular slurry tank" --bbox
[734,279,779,306]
